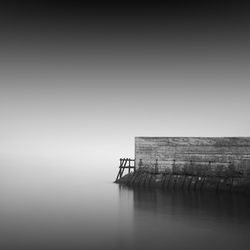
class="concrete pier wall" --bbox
[135,137,250,175]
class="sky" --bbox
[1,1,250,173]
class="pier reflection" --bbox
[132,188,250,223]
[119,185,250,250]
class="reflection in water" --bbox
[0,167,250,250]
[126,186,250,250]
[132,187,250,223]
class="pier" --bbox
[115,137,250,194]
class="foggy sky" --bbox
[1,1,250,170]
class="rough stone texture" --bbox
[135,137,250,175]
[116,171,250,194]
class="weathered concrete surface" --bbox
[116,171,250,194]
[135,137,250,175]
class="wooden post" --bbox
[138,159,143,169]
[116,158,123,181]
[190,160,193,176]
[155,159,158,174]
[120,158,127,178]
[172,159,175,174]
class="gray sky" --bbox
[1,2,250,171]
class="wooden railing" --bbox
[115,158,135,181]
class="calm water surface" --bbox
[0,166,250,250]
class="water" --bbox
[0,166,250,250]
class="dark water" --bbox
[1,168,250,250]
